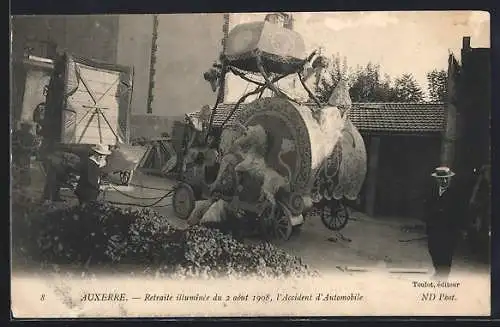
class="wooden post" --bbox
[146,14,159,114]
[221,13,230,103]
[365,136,381,217]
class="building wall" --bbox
[372,134,442,219]
[11,15,120,63]
[458,48,491,172]
[151,13,225,117]
[11,15,152,116]
[115,15,154,115]
[11,14,226,136]
[20,69,51,123]
[11,15,121,126]
[11,63,27,123]
[129,115,173,140]
[450,41,490,206]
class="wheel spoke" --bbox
[326,207,336,228]
[336,205,346,225]
[277,228,284,239]
[334,212,341,227]
[331,216,337,228]
[273,207,292,240]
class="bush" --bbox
[12,200,314,279]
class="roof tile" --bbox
[187,102,446,134]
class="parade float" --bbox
[171,17,368,241]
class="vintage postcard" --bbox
[10,11,491,318]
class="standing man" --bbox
[74,144,112,206]
[425,166,464,279]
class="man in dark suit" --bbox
[75,144,112,206]
[425,166,464,279]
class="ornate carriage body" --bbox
[173,21,367,240]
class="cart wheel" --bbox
[119,171,131,185]
[320,201,349,231]
[172,183,196,220]
[273,205,293,241]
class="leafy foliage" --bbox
[349,63,399,102]
[392,73,425,102]
[426,69,448,102]
[12,199,314,279]
[315,54,426,103]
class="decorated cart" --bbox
[41,52,145,187]
[172,19,367,240]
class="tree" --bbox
[426,69,448,102]
[315,55,426,103]
[349,63,379,102]
[315,53,346,103]
[374,73,398,102]
[316,57,398,103]
[392,73,424,102]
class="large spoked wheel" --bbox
[172,183,196,220]
[320,200,350,231]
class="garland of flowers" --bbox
[147,14,159,114]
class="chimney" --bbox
[462,36,471,51]
[461,36,472,67]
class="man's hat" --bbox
[431,166,455,178]
[91,144,112,156]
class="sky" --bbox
[226,11,490,101]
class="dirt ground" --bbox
[14,163,490,277]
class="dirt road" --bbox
[19,166,490,277]
[101,171,489,276]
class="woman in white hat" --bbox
[425,166,463,279]
[74,144,112,206]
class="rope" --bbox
[102,174,175,192]
[106,199,173,208]
[106,184,172,201]
[59,189,173,208]
[103,188,174,208]
[125,182,174,192]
